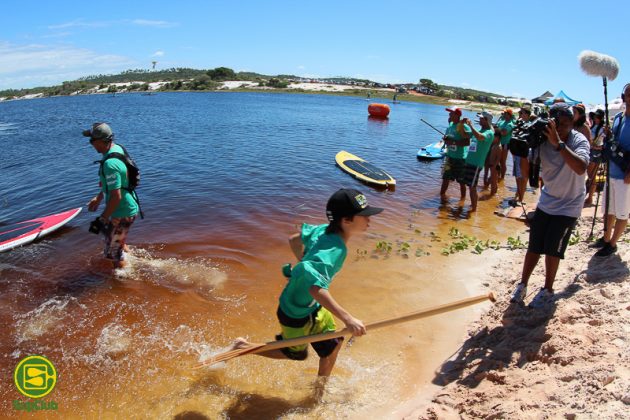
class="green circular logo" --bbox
[14,355,57,399]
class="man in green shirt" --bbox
[84,123,139,269]
[497,108,516,179]
[458,112,495,212]
[440,107,472,201]
[234,188,384,377]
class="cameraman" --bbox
[594,83,630,257]
[84,123,139,269]
[510,103,589,308]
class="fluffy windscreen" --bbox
[578,50,620,81]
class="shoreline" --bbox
[0,82,507,113]
[397,207,630,419]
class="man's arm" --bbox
[87,192,104,212]
[309,286,366,336]
[544,122,588,175]
[100,189,122,220]
[463,119,485,141]
[289,232,304,260]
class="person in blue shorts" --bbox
[234,188,384,376]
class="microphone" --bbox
[578,50,620,81]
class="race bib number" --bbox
[469,140,478,153]
[449,145,457,152]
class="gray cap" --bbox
[82,122,113,140]
[549,103,573,119]
[476,111,493,125]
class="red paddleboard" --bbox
[0,208,82,253]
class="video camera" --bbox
[509,114,556,158]
[88,217,111,235]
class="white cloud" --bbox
[152,50,165,57]
[48,19,112,30]
[0,42,135,90]
[131,19,178,28]
[47,18,178,30]
[297,65,305,70]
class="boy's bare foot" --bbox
[231,337,252,350]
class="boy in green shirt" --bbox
[234,188,384,376]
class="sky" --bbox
[1,0,628,104]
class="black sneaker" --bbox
[595,243,617,257]
[508,199,518,207]
[588,237,608,249]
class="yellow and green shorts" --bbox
[276,306,340,360]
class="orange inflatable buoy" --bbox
[368,103,390,118]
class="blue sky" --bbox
[2,0,628,104]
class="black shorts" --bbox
[442,157,466,181]
[457,164,482,187]
[527,209,577,259]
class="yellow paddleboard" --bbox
[335,151,396,188]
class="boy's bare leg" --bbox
[318,340,343,377]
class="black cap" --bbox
[549,103,573,119]
[326,188,384,222]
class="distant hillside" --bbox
[0,67,513,105]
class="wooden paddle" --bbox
[193,292,495,369]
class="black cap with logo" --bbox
[326,188,384,222]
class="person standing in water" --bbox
[84,122,139,269]
[440,107,472,201]
[234,188,384,376]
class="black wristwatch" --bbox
[556,141,566,151]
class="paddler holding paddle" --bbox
[232,188,383,377]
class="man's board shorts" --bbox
[442,157,466,181]
[605,178,630,220]
[458,164,482,187]
[104,216,136,262]
[276,305,340,360]
[527,209,577,259]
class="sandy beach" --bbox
[397,208,630,419]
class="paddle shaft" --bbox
[420,118,445,136]
[245,293,493,355]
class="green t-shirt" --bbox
[444,122,472,159]
[278,223,347,319]
[465,127,495,168]
[497,118,515,146]
[99,144,139,218]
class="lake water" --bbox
[0,92,518,418]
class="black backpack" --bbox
[96,144,144,218]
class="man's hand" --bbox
[462,118,472,127]
[87,196,101,212]
[343,316,366,337]
[544,119,561,148]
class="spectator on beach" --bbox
[497,108,516,180]
[233,188,383,376]
[585,109,606,206]
[460,112,495,212]
[573,104,592,142]
[510,103,589,308]
[511,107,533,206]
[482,128,501,196]
[593,84,630,257]
[440,107,471,201]
[84,122,140,269]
